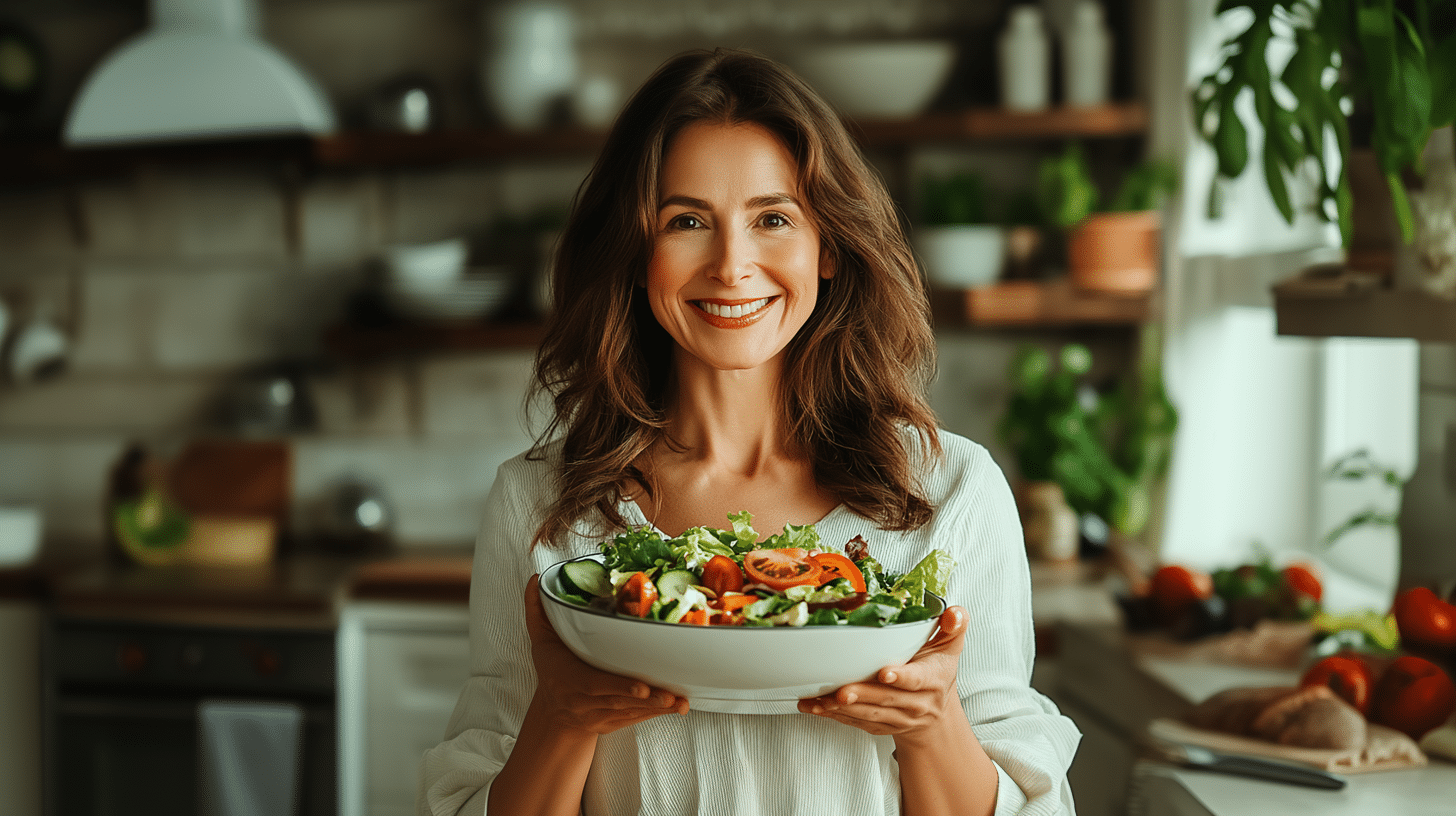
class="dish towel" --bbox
[198,699,304,816]
[1149,716,1427,774]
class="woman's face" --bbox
[646,121,828,373]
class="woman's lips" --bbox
[691,296,776,328]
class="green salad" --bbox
[551,511,955,628]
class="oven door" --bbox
[51,692,336,816]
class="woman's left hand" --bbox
[797,605,968,739]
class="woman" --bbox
[418,48,1079,816]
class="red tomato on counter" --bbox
[1370,655,1456,740]
[1393,587,1456,651]
[1281,562,1323,602]
[1300,653,1373,714]
[1150,565,1214,620]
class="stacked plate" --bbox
[382,268,513,321]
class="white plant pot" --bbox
[914,225,1006,289]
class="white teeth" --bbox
[698,297,770,318]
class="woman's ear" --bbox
[819,248,835,280]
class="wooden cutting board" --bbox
[167,439,291,559]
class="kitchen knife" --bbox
[1167,742,1347,790]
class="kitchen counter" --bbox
[43,546,474,629]
[1055,621,1456,816]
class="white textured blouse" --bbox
[417,431,1080,816]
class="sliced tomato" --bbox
[701,554,746,597]
[811,552,867,593]
[680,608,709,626]
[615,571,657,618]
[743,548,823,591]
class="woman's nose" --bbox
[707,228,753,285]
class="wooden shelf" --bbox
[855,102,1149,147]
[3,102,1147,182]
[323,320,547,357]
[1274,265,1456,343]
[311,127,606,167]
[932,279,1156,328]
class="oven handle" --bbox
[55,696,197,720]
[55,695,335,722]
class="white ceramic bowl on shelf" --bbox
[539,554,945,715]
[915,224,1007,289]
[787,40,956,119]
[382,267,513,321]
[383,238,470,285]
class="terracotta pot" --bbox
[1066,210,1161,293]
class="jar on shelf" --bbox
[1062,0,1112,107]
[997,5,1050,111]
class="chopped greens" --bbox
[556,512,956,628]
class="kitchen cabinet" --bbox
[0,600,41,816]
[337,600,470,816]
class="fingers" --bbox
[923,605,968,650]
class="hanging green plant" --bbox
[1191,0,1456,246]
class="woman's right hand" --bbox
[523,574,689,735]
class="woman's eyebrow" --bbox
[658,195,711,211]
[657,193,800,211]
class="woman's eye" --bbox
[760,212,790,228]
[669,214,702,230]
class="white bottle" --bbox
[998,5,1051,111]
[483,0,579,131]
[1063,0,1112,107]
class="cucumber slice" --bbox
[655,569,698,601]
[561,559,612,598]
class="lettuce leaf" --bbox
[890,549,956,606]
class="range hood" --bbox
[64,0,335,146]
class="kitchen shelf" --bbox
[932,278,1157,329]
[323,320,548,357]
[853,102,1149,147]
[1273,264,1456,343]
[2,102,1147,182]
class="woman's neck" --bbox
[662,352,793,474]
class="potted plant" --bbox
[913,171,1007,289]
[998,329,1179,559]
[1190,0,1456,296]
[1037,143,1180,293]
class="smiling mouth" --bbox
[694,297,774,318]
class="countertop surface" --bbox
[8,546,475,628]
[1056,621,1456,816]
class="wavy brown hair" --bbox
[529,47,940,546]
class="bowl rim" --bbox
[540,553,946,632]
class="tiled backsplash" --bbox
[0,156,1041,552]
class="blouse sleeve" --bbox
[943,442,1082,816]
[416,455,546,816]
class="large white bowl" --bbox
[540,555,945,715]
[787,40,956,119]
